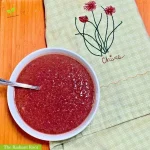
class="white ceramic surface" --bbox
[7,48,100,141]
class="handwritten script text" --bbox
[102,55,125,64]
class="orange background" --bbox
[0,0,150,149]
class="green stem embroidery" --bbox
[75,18,102,55]
[88,20,105,53]
[92,11,105,49]
[82,23,102,56]
[75,5,123,57]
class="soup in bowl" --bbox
[7,48,100,141]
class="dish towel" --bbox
[44,0,150,149]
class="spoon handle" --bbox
[0,78,39,90]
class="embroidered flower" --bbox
[84,1,96,11]
[79,16,89,23]
[105,6,116,16]
[75,3,122,57]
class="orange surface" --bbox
[0,0,150,149]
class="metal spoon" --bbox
[0,78,39,90]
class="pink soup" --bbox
[15,54,94,134]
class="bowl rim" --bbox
[7,47,100,141]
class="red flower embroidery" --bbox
[79,16,89,23]
[105,6,116,16]
[84,1,96,11]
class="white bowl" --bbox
[7,47,100,141]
